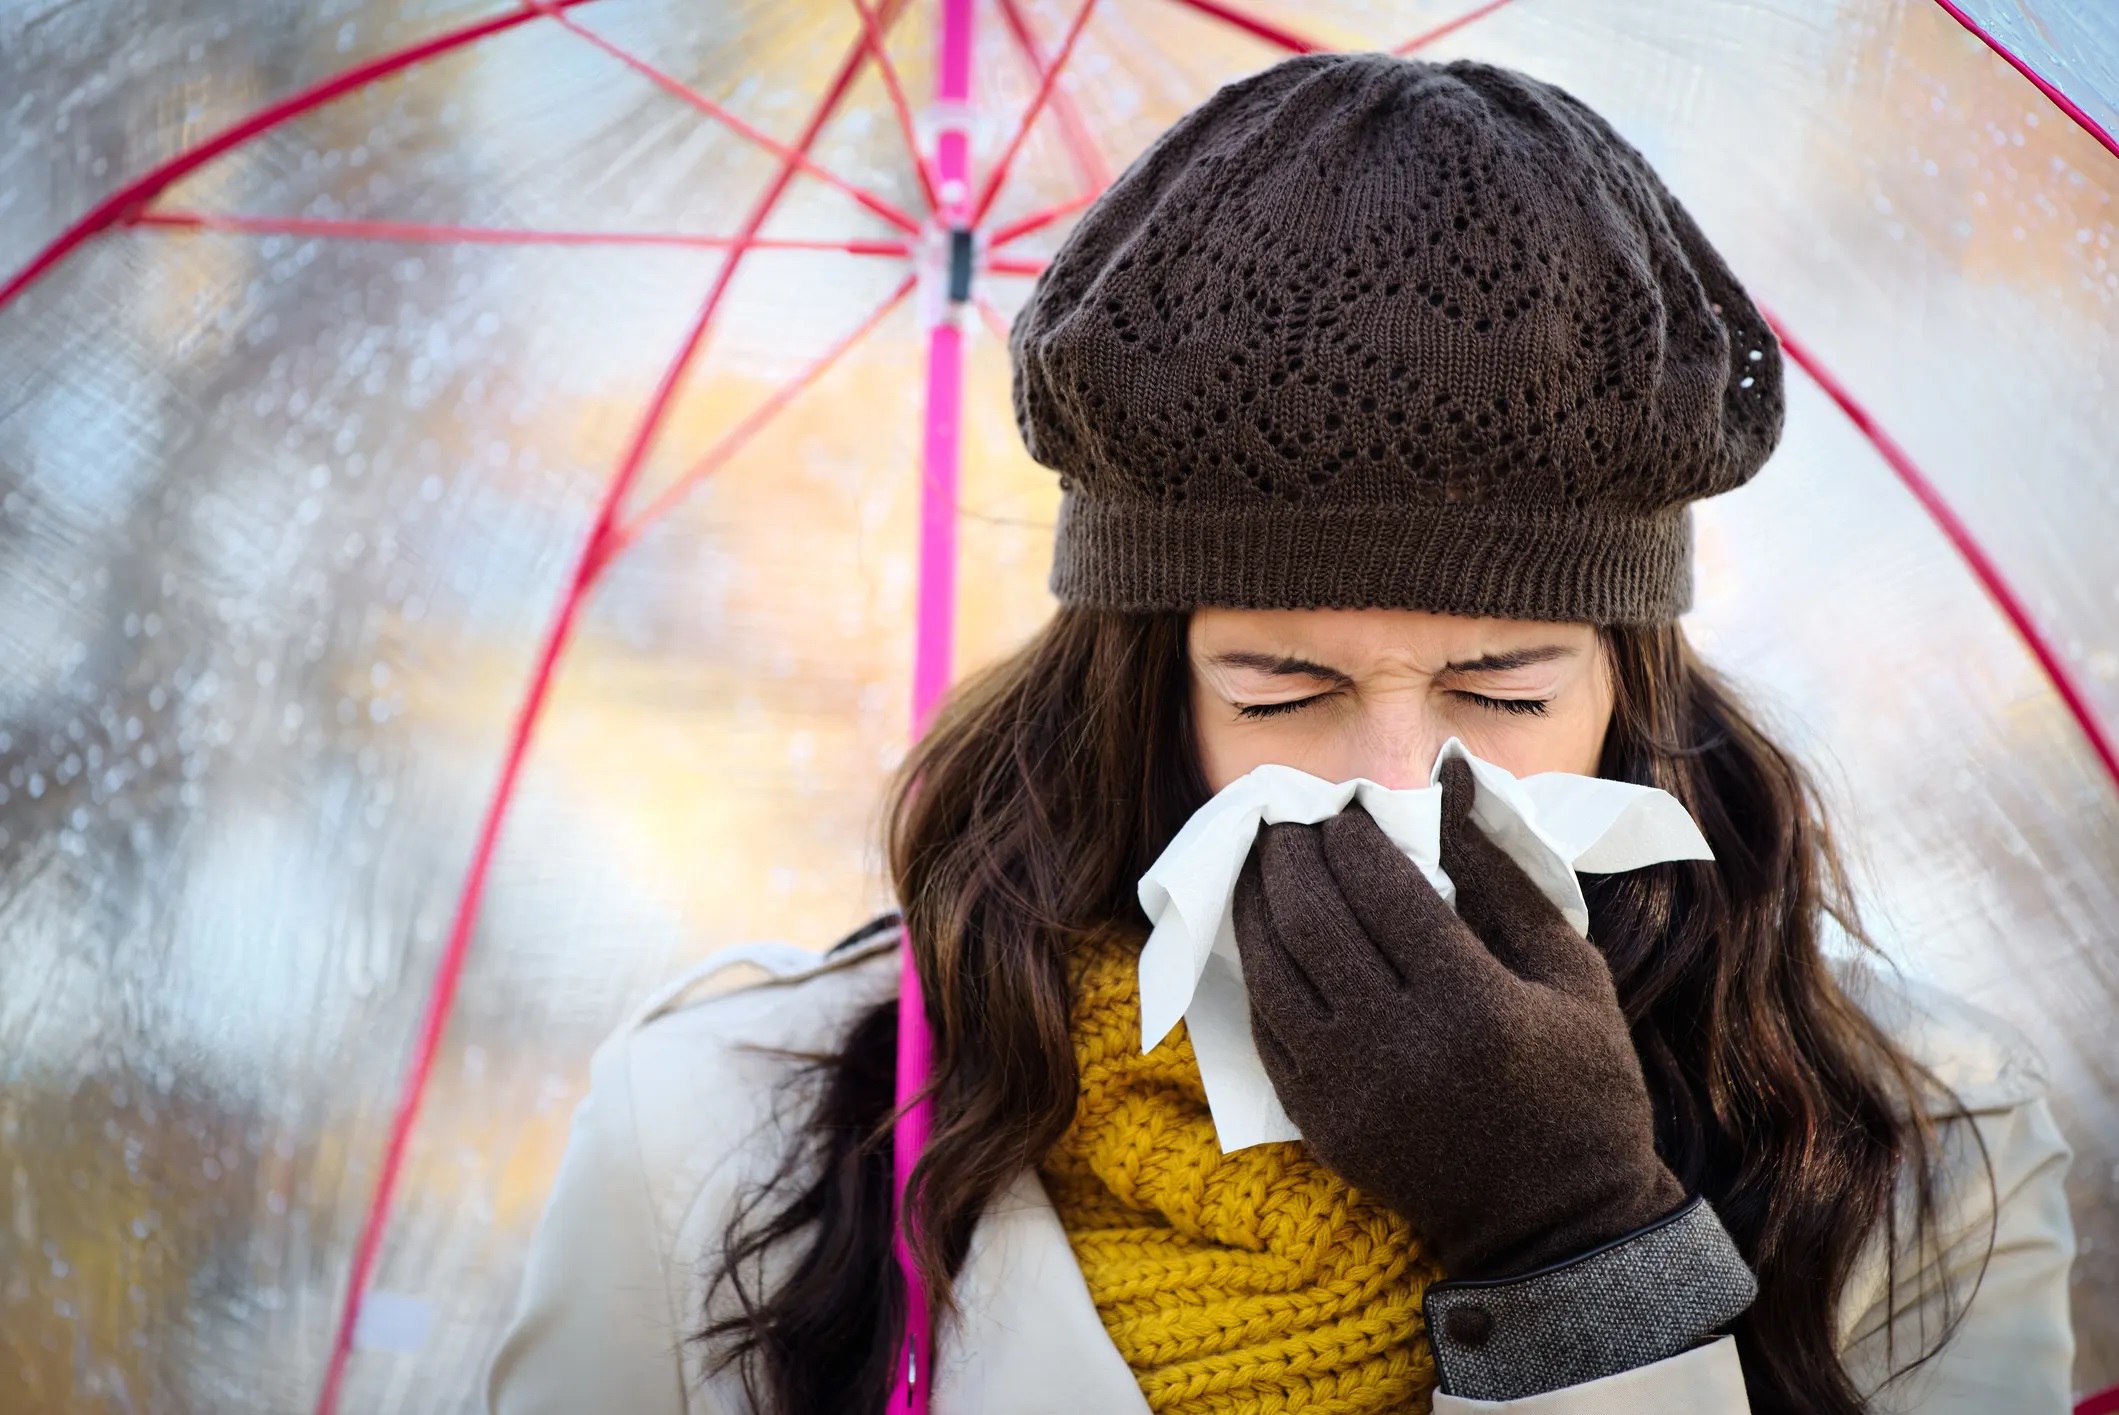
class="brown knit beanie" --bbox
[1009,51,1784,625]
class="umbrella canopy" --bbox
[1,1,2114,1411]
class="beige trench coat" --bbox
[486,930,2076,1414]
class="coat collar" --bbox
[933,1165,1153,1413]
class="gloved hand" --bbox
[1231,756,1688,1280]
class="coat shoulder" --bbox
[596,919,904,1245]
[1824,951,2077,1401]
[485,921,904,1414]
[621,923,902,1104]
[627,917,903,1052]
[1826,948,2052,1117]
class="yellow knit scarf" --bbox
[1036,928,1445,1414]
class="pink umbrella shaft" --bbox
[893,0,977,1410]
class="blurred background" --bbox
[1,0,2114,1409]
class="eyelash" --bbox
[1234,692,1552,720]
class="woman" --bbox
[486,52,2075,1414]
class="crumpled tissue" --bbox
[1136,735,1715,1153]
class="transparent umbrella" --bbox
[1,1,2114,1411]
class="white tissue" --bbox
[1135,736,1714,1153]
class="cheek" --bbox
[1471,682,1611,778]
[1191,687,1265,794]
[1470,702,1607,777]
[1189,680,1349,792]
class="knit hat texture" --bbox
[1009,51,1785,625]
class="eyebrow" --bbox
[1206,644,1577,679]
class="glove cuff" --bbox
[1420,1192,1758,1401]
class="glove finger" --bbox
[1318,798,1515,997]
[1232,830,1329,1029]
[1437,757,1613,998]
[1254,815,1401,1012]
[1246,997,1302,1089]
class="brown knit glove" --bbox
[1231,756,1688,1281]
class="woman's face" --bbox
[1187,606,1615,794]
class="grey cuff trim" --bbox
[1421,1194,1758,1402]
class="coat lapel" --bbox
[932,1165,1152,1414]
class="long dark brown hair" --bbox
[696,607,1991,1414]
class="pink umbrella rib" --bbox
[605,272,917,559]
[131,209,912,257]
[2079,1381,2119,1415]
[1927,0,2119,162]
[533,4,924,235]
[973,294,1015,344]
[1769,315,2119,793]
[316,185,761,1415]
[312,425,628,1415]
[981,0,1519,251]
[972,0,1102,227]
[1393,0,1524,56]
[315,3,922,1408]
[0,0,608,313]
[995,0,1111,193]
[987,192,1097,250]
[315,257,740,1408]
[1154,0,1322,54]
[851,0,944,214]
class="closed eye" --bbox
[1235,694,1333,720]
[1235,691,1552,719]
[1455,692,1551,717]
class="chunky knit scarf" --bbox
[1036,927,1445,1414]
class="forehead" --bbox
[1186,605,1596,664]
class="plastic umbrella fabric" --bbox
[1,1,2115,1411]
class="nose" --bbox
[1341,726,1446,792]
